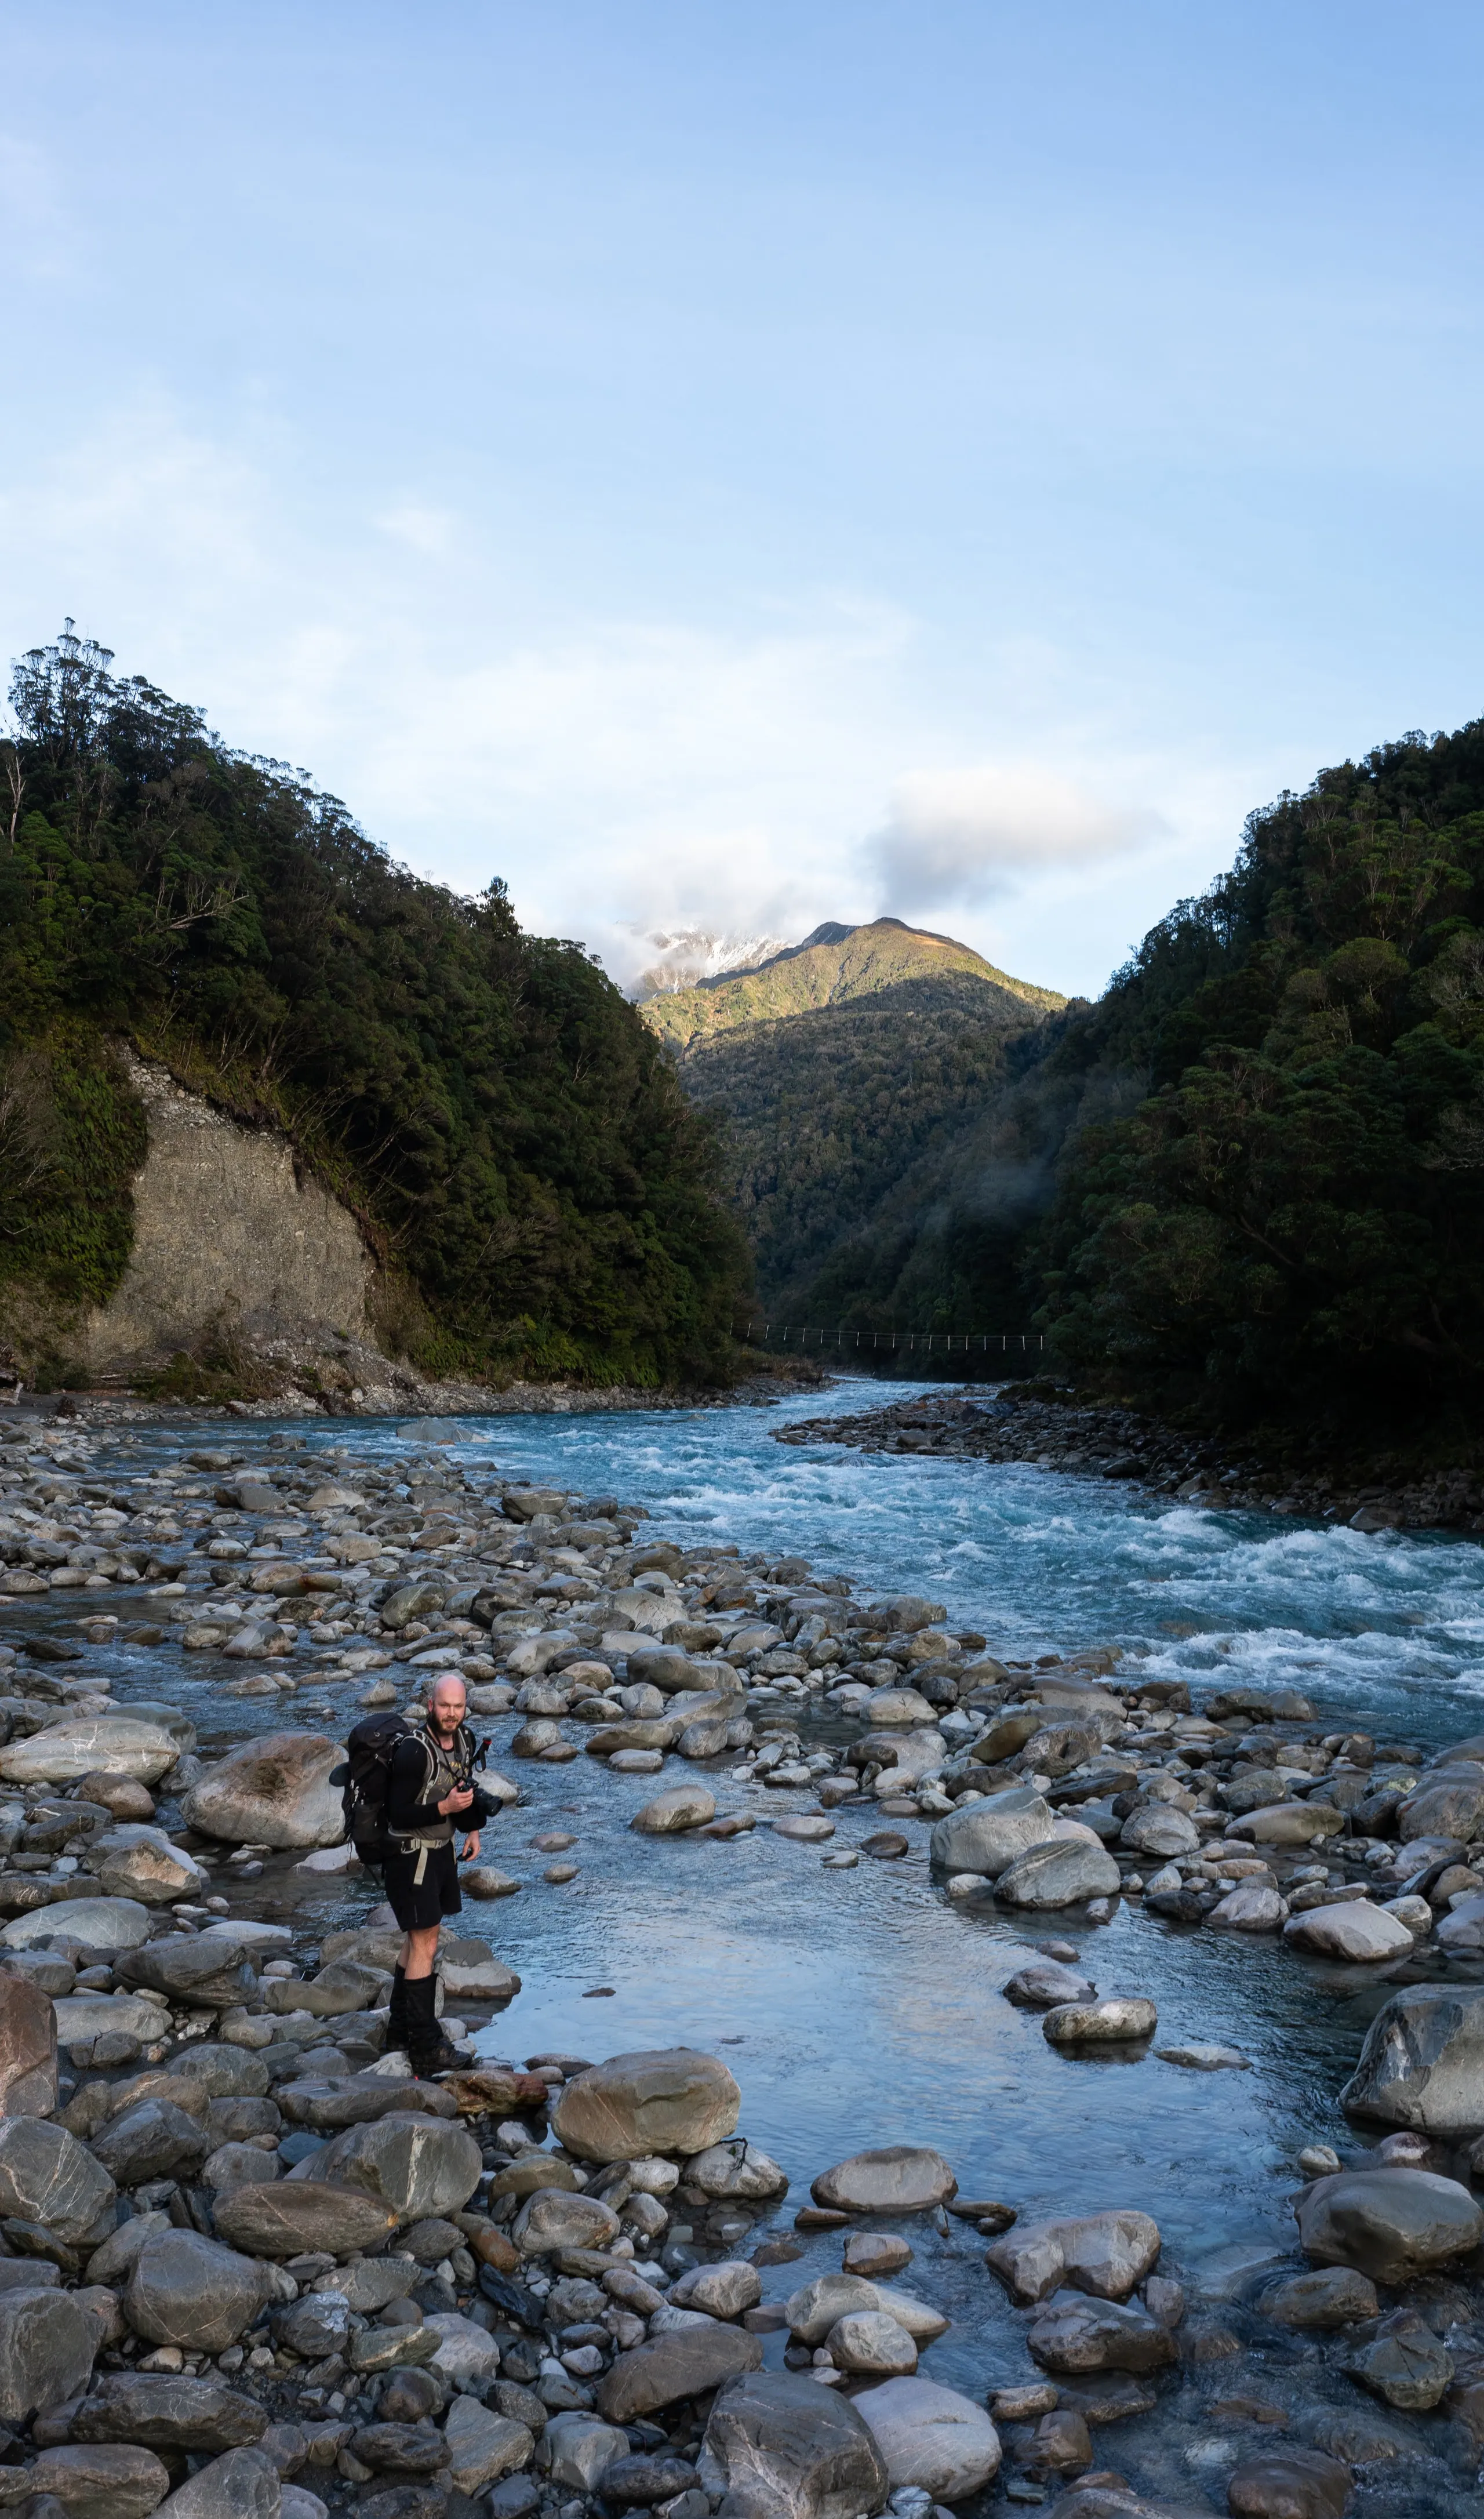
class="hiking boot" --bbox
[404,1972,472,2075]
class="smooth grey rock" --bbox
[1261,2266,1380,2327]
[54,1994,169,2051]
[630,1786,716,1835]
[72,2373,269,2450]
[552,2049,740,2163]
[92,2099,210,2187]
[183,1733,345,1849]
[852,2378,1001,2499]
[213,2180,400,2259]
[1042,1998,1156,2045]
[0,2284,99,2420]
[0,1717,183,1789]
[928,1789,1054,1880]
[420,2311,503,2387]
[1397,1766,1484,1844]
[595,2325,762,2420]
[670,2260,762,2318]
[1025,2295,1177,2375]
[511,2189,620,2257]
[1118,1806,1200,1858]
[117,1938,258,2012]
[1002,1961,1096,2009]
[1339,1984,1484,2135]
[442,2396,534,2495]
[1227,2447,1351,2519]
[309,2114,481,2221]
[1283,1902,1413,1961]
[537,2413,630,2493]
[810,2148,956,2215]
[24,2442,172,2519]
[155,2446,282,2519]
[1209,1881,1289,1932]
[1346,2309,1453,2411]
[0,1969,58,2117]
[260,1961,387,2020]
[124,2230,271,2352]
[1295,2168,1484,2282]
[0,2114,115,2244]
[700,2365,888,2519]
[826,2311,916,2374]
[685,2139,788,2200]
[994,1837,1121,1908]
[1,1900,150,1955]
[785,2274,883,2345]
[987,2212,1161,2305]
[274,2292,354,2359]
[92,1826,208,1908]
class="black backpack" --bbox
[339,1712,413,1866]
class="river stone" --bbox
[1339,1984,1484,2135]
[1231,1803,1344,1846]
[170,2045,272,2102]
[0,1971,57,2117]
[443,2396,534,2495]
[1219,1771,1287,1816]
[1003,1961,1097,2009]
[630,1786,716,1835]
[1283,1903,1413,1961]
[154,2446,282,2519]
[810,2148,956,2215]
[784,2275,883,2344]
[1025,2295,1177,2375]
[125,2230,271,2351]
[552,2048,741,2162]
[987,2212,1161,2306]
[537,2413,631,2493]
[595,2324,762,2420]
[54,1993,169,2049]
[1398,1765,1484,1843]
[599,2452,701,2505]
[1118,1806,1201,1858]
[213,2179,399,2259]
[183,1733,345,1848]
[92,1826,209,1907]
[1295,2167,1484,2282]
[864,1690,939,1728]
[117,1937,259,2011]
[1345,2309,1453,2412]
[1436,1893,1484,1951]
[0,2114,115,2243]
[1209,1882,1289,1932]
[420,2311,503,2388]
[275,2291,354,2358]
[1261,2266,1380,2327]
[700,2365,888,2519]
[670,2260,762,2318]
[827,2311,916,2375]
[0,1717,183,1788]
[686,2139,790,2200]
[511,2189,621,2256]
[1042,1999,1156,2046]
[928,1789,1056,1880]
[24,2442,173,2519]
[92,2098,211,2186]
[310,2115,482,2220]
[72,2373,269,2451]
[994,1837,1121,1908]
[0,2283,100,2419]
[852,2378,1000,2499]
[2,1899,150,1954]
[1227,2447,1352,2519]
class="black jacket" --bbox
[386,1725,494,1839]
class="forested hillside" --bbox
[0,626,749,1387]
[775,719,1484,1433]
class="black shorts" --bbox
[382,1841,463,1931]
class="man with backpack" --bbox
[358,1671,497,2076]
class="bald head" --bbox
[430,1672,467,1736]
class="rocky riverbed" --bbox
[0,1403,1481,2519]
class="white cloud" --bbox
[871,762,1170,913]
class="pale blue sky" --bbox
[5,3,1484,995]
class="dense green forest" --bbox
[0,626,748,1388]
[763,721,1484,1431]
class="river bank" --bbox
[0,1392,1481,2518]
[774,1385,1484,1540]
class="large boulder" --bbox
[1397,1765,1484,1843]
[928,1789,1054,1879]
[92,1826,209,1907]
[1261,2267,1380,2328]
[442,2396,535,2496]
[124,2230,272,2351]
[1118,1806,1201,1859]
[1339,1986,1484,2136]
[700,2366,889,2519]
[987,2212,1161,2305]
[0,2113,115,2244]
[1231,1802,1344,1847]
[0,1716,185,1788]
[784,2275,884,2345]
[994,1837,1121,1908]
[183,1733,345,1849]
[23,2442,173,2519]
[852,2379,1001,2500]
[213,2180,399,2259]
[1283,1904,1414,1962]
[72,2372,268,2450]
[309,2114,482,2220]
[552,2049,740,2162]
[1227,2448,1351,2519]
[0,2283,100,2420]
[117,1938,259,2012]
[810,2148,956,2214]
[630,1786,716,1835]
[1025,2296,1177,2375]
[0,1971,57,2116]
[93,2099,212,2187]
[154,2447,282,2519]
[537,2413,631,2493]
[1042,1998,1156,2045]
[1294,2168,1484,2284]
[511,2189,621,2256]
[595,2324,762,2420]
[2,1898,150,1954]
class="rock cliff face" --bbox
[63,1053,374,1383]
